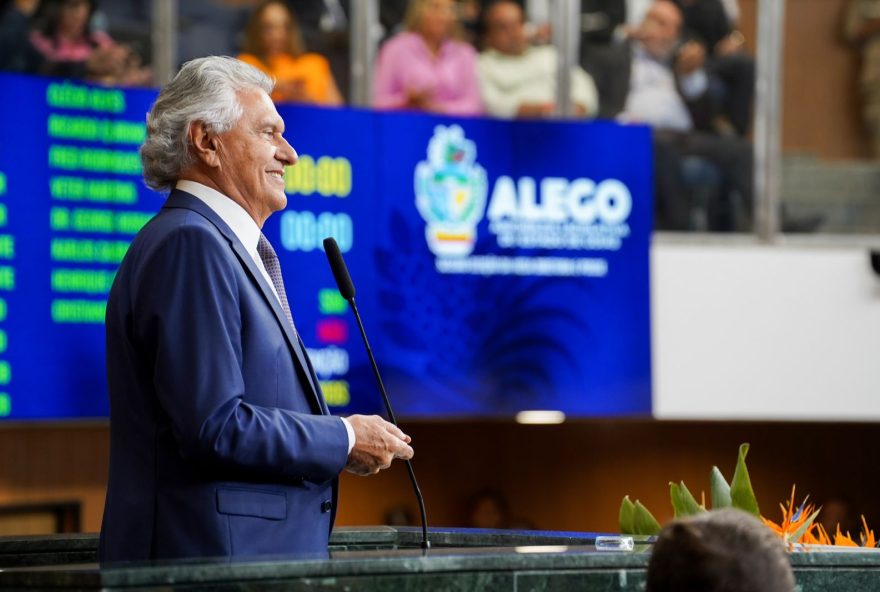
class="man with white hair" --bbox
[99,56,414,562]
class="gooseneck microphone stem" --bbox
[348,297,430,550]
[322,237,429,550]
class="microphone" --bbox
[322,237,430,550]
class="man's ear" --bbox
[188,121,221,168]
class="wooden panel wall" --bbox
[739,0,867,159]
[0,424,108,534]
[1,420,877,536]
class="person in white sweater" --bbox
[477,0,599,119]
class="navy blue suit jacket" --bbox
[99,190,349,562]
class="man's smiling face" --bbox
[214,88,297,225]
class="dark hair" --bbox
[477,0,524,39]
[646,509,795,592]
[33,0,98,43]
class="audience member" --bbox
[465,489,511,529]
[607,0,752,230]
[673,0,754,136]
[28,0,151,85]
[285,0,350,98]
[646,508,796,592]
[239,0,343,105]
[818,496,857,537]
[384,504,416,527]
[464,488,535,530]
[581,0,627,45]
[92,0,151,69]
[844,0,880,158]
[478,0,598,119]
[177,0,253,67]
[373,0,483,116]
[0,0,44,73]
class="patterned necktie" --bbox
[257,233,296,333]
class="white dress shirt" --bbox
[618,45,707,131]
[176,180,355,454]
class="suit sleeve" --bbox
[133,222,349,483]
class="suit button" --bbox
[321,500,332,513]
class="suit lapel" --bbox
[163,190,324,413]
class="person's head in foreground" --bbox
[646,508,796,592]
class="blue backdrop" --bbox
[0,73,652,420]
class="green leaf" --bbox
[633,500,662,536]
[670,481,706,518]
[788,507,822,544]
[730,443,761,517]
[619,496,636,534]
[710,466,732,509]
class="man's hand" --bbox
[676,41,706,75]
[516,102,555,118]
[715,31,745,57]
[345,415,414,476]
[404,88,438,112]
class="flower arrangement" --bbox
[618,443,877,548]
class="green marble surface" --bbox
[0,526,607,566]
[0,529,878,590]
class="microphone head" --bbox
[323,237,356,300]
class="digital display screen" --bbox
[0,73,652,420]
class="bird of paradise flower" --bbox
[762,485,877,548]
[619,443,879,550]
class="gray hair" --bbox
[141,56,274,192]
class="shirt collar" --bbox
[175,180,262,254]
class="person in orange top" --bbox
[238,0,343,106]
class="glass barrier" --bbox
[574,0,758,234]
[776,0,880,236]
[7,0,878,239]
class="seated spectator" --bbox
[238,0,343,105]
[478,0,598,119]
[373,0,483,116]
[285,0,351,99]
[581,0,627,45]
[177,0,252,68]
[0,0,44,74]
[465,488,511,530]
[844,0,880,158]
[673,0,754,136]
[646,508,796,592]
[26,0,151,85]
[606,0,752,230]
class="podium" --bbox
[0,527,878,590]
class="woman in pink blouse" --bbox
[373,0,484,116]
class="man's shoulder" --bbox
[129,201,231,265]
[143,196,222,238]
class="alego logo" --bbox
[414,125,487,257]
